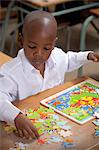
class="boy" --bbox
[0,10,99,139]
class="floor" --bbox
[0,17,99,81]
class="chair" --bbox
[0,0,99,59]
[0,0,37,56]
[78,8,99,77]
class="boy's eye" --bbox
[28,45,36,49]
[44,47,53,51]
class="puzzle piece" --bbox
[58,130,72,137]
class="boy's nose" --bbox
[37,48,42,56]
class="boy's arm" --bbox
[0,98,21,123]
[66,51,99,72]
[0,73,20,123]
[0,73,39,139]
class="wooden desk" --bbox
[90,8,99,16]
[19,0,75,13]
[0,51,12,65]
[0,76,99,150]
[26,0,75,8]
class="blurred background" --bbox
[0,0,99,81]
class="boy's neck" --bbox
[36,63,45,78]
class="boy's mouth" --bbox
[31,59,45,67]
[32,59,44,64]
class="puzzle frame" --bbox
[40,79,99,124]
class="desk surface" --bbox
[90,8,99,16]
[26,0,75,7]
[0,76,99,150]
[0,51,12,65]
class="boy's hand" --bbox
[14,113,39,139]
[87,52,99,62]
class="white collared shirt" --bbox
[0,47,91,124]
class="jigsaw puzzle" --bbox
[40,79,99,124]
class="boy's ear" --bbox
[18,33,23,49]
[56,37,58,41]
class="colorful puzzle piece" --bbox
[3,106,72,138]
[3,106,75,149]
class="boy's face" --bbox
[21,20,57,69]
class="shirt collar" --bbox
[18,49,34,73]
[18,48,56,73]
[46,50,56,69]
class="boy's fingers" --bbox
[96,55,99,61]
[14,114,39,139]
[93,54,99,61]
[88,53,99,62]
[90,53,98,62]
[92,55,98,61]
[26,127,37,139]
[22,129,30,139]
[30,126,39,138]
[17,129,24,137]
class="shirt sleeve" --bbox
[0,98,20,124]
[0,71,20,124]
[66,51,92,72]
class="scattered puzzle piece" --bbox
[93,112,99,118]
[58,130,72,138]
[3,106,73,148]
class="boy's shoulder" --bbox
[52,47,66,54]
[0,53,22,74]
[52,47,66,58]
